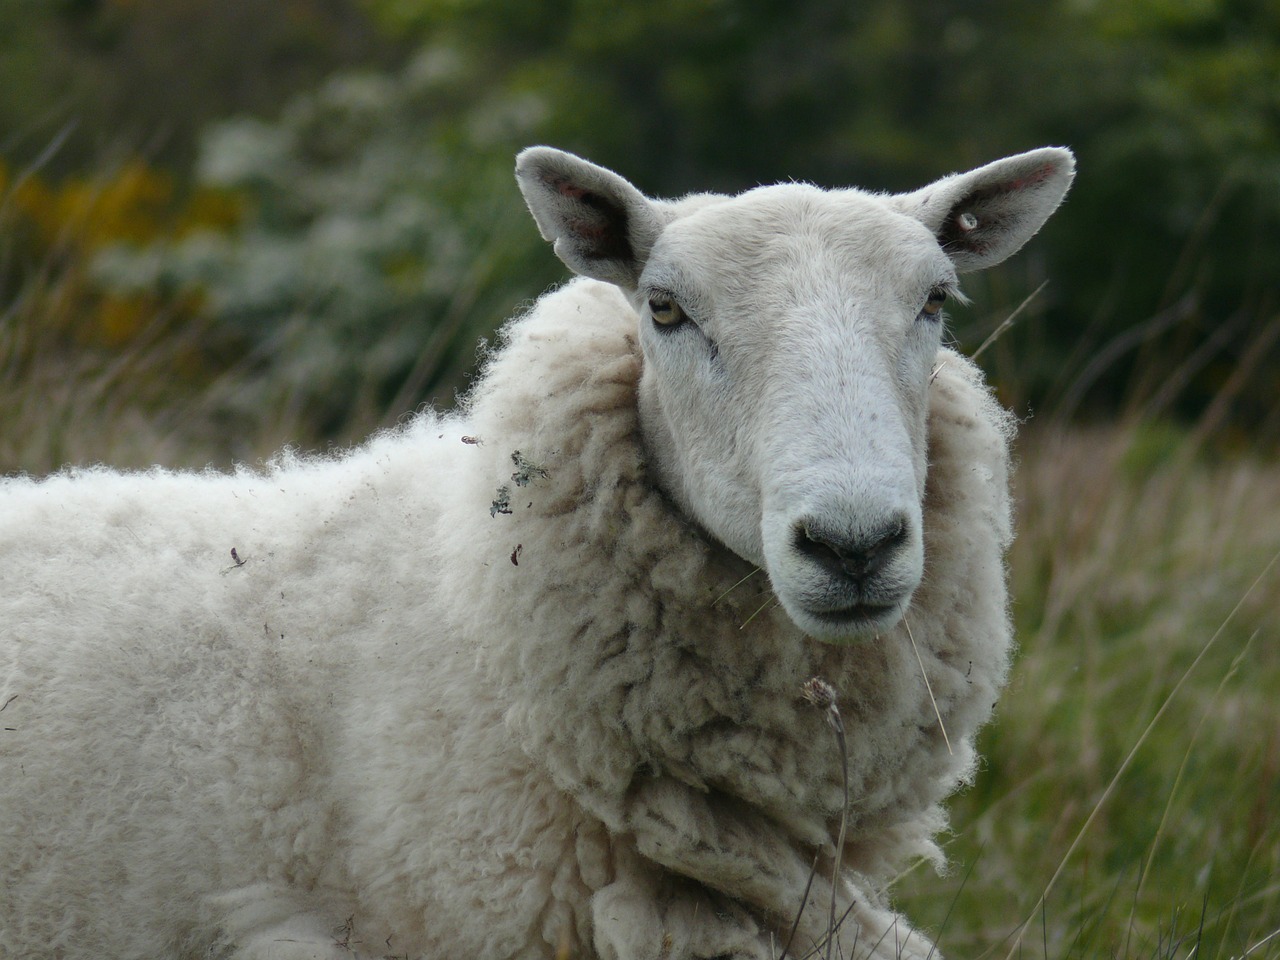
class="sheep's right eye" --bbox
[649,296,688,329]
[921,288,948,317]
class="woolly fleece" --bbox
[0,274,1013,959]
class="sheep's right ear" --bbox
[516,147,664,290]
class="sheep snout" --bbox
[794,514,909,582]
[764,501,924,641]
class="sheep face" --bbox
[633,188,947,639]
[517,147,1074,641]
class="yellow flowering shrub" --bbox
[0,158,240,348]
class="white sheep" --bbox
[0,145,1073,960]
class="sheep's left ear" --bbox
[892,147,1075,272]
[516,147,665,290]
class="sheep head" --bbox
[517,146,1073,642]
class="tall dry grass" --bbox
[896,421,1280,959]
[0,152,364,474]
[0,287,323,473]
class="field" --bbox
[897,423,1280,959]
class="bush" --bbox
[0,156,246,472]
[93,49,562,441]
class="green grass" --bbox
[895,424,1280,960]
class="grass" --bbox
[894,422,1280,960]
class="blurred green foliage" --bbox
[3,0,1279,440]
[365,0,1280,429]
[94,51,560,434]
[0,0,401,173]
[0,155,235,350]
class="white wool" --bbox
[0,146,1072,959]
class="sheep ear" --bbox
[516,147,664,290]
[893,147,1075,272]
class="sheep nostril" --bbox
[795,523,845,572]
[794,516,908,582]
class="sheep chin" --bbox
[779,590,915,644]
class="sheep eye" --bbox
[921,288,948,318]
[649,296,687,329]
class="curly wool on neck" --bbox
[441,276,1015,923]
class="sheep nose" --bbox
[794,515,909,583]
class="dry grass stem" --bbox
[1242,927,1280,959]
[903,611,952,756]
[1134,632,1256,909]
[777,850,823,960]
[740,593,780,630]
[970,280,1048,363]
[714,567,763,605]
[799,677,852,960]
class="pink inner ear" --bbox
[1002,162,1058,194]
[557,181,590,200]
[568,217,607,240]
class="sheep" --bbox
[0,144,1073,960]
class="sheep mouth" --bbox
[802,601,904,638]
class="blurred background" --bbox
[1,1,1277,956]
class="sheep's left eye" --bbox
[921,288,948,318]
